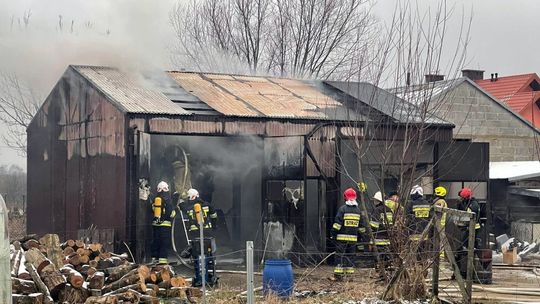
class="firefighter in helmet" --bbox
[456,187,481,276]
[407,185,431,242]
[181,188,219,287]
[433,186,448,259]
[371,191,398,265]
[330,188,364,280]
[151,181,176,265]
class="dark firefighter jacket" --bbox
[407,195,432,240]
[457,197,481,230]
[151,192,176,227]
[332,202,365,242]
[370,200,397,246]
[183,198,218,231]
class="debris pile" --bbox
[493,234,540,265]
[10,234,201,304]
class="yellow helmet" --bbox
[434,186,447,197]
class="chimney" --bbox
[425,74,444,83]
[490,73,499,82]
[461,69,484,81]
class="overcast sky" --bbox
[1,0,539,170]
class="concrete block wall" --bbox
[434,81,539,161]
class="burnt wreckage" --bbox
[27,66,488,262]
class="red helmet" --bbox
[343,188,357,201]
[459,187,472,199]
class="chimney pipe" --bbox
[461,69,484,81]
[491,74,494,82]
[425,74,444,83]
[406,72,411,86]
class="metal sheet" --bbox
[74,66,190,115]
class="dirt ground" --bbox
[173,263,540,303]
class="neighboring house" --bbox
[390,71,540,162]
[476,73,540,128]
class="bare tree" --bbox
[170,0,378,79]
[0,73,41,156]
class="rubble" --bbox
[9,233,201,304]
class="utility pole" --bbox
[194,203,206,304]
[246,241,254,304]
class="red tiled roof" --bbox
[475,73,540,113]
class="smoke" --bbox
[0,0,178,95]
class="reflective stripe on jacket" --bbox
[332,203,363,243]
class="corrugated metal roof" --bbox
[476,74,540,113]
[73,66,190,115]
[326,81,452,126]
[168,71,356,120]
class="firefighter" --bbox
[151,181,176,265]
[407,185,431,243]
[371,191,395,264]
[456,187,481,276]
[330,188,363,281]
[433,186,448,259]
[182,188,218,287]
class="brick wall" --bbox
[434,81,538,161]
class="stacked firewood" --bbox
[10,234,201,304]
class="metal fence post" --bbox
[246,241,254,304]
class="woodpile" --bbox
[10,234,199,304]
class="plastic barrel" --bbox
[263,259,294,298]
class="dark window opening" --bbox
[530,80,540,91]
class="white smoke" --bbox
[0,0,178,94]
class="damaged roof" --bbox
[71,65,451,126]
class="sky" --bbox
[1,0,540,170]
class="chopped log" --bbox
[11,249,23,277]
[25,248,54,276]
[171,276,187,287]
[103,264,136,282]
[101,273,143,294]
[88,272,105,290]
[115,290,141,303]
[140,295,159,304]
[41,271,67,299]
[75,240,85,249]
[104,283,146,296]
[80,255,90,264]
[76,248,87,255]
[147,272,158,284]
[89,243,102,253]
[38,234,64,270]
[88,260,98,268]
[156,287,189,299]
[22,239,40,251]
[63,247,75,256]
[61,240,76,249]
[58,284,89,304]
[12,293,44,304]
[99,252,112,259]
[110,257,124,267]
[158,267,172,283]
[68,253,81,266]
[79,265,97,278]
[60,266,84,288]
[144,286,157,298]
[18,254,31,281]
[84,295,118,304]
[25,262,51,301]
[89,289,102,297]
[96,259,114,270]
[12,278,37,294]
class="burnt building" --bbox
[27,65,482,261]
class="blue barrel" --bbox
[263,259,294,298]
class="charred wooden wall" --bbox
[27,67,127,243]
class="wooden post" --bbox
[246,241,254,304]
[466,217,476,304]
[431,212,440,299]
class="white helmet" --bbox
[410,185,423,197]
[157,181,169,193]
[373,191,383,203]
[187,188,199,200]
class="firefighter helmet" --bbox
[373,191,383,203]
[458,187,472,199]
[343,188,357,201]
[187,188,199,200]
[410,185,423,196]
[157,181,169,193]
[434,186,447,197]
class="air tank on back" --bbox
[0,194,11,303]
